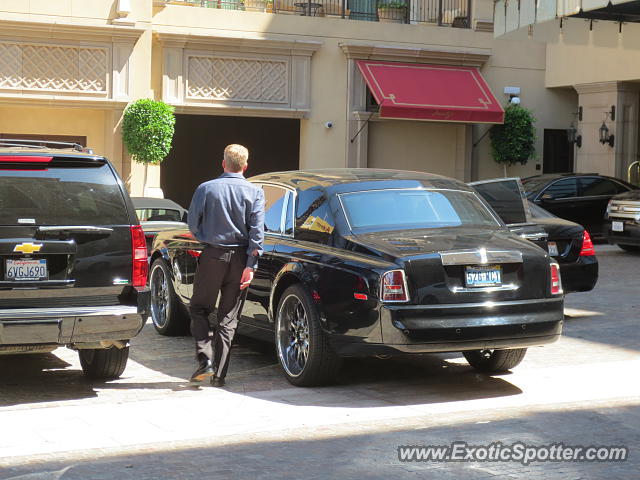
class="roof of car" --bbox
[249,169,473,193]
[0,146,102,159]
[131,197,187,211]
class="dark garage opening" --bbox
[161,114,300,208]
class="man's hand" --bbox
[240,267,254,290]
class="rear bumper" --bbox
[330,297,563,356]
[0,289,149,348]
[606,220,640,246]
[558,255,598,293]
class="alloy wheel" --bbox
[276,294,310,377]
[150,263,170,329]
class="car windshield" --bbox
[0,164,128,226]
[339,189,501,232]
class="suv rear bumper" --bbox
[607,220,640,246]
[0,289,149,348]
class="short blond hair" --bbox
[224,144,249,172]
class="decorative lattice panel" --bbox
[0,41,108,94]
[187,55,288,103]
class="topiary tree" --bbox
[489,104,536,177]
[122,99,176,193]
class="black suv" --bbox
[0,140,150,379]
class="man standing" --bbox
[187,144,265,387]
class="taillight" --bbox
[380,270,409,302]
[579,231,595,256]
[550,262,562,295]
[130,225,148,287]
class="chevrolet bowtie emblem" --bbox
[14,242,43,254]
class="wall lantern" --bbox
[567,123,582,148]
[599,106,616,147]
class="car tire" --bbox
[150,258,190,336]
[463,348,527,373]
[617,244,640,253]
[275,284,342,387]
[79,346,129,379]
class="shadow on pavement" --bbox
[3,405,638,480]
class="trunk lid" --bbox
[350,227,550,304]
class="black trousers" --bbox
[189,245,248,379]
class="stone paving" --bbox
[0,245,638,479]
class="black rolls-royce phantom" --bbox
[149,169,564,386]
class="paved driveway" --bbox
[1,245,638,479]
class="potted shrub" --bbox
[489,104,536,177]
[377,0,407,23]
[122,99,176,195]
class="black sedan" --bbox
[528,202,598,293]
[149,169,564,386]
[521,173,636,239]
[470,178,598,293]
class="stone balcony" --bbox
[158,0,473,28]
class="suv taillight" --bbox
[579,231,595,256]
[550,262,562,295]
[130,225,148,287]
[380,270,409,302]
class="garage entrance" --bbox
[161,114,300,208]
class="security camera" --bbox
[324,121,333,129]
[510,96,521,105]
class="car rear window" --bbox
[339,189,501,232]
[136,208,182,222]
[0,163,129,226]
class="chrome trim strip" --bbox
[451,283,519,293]
[37,226,114,233]
[383,297,562,310]
[0,305,138,320]
[439,249,523,265]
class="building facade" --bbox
[0,0,577,205]
[495,0,640,184]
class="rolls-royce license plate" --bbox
[465,265,502,288]
[5,259,48,281]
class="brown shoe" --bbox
[190,358,214,382]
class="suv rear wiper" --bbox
[37,226,114,234]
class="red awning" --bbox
[356,60,504,124]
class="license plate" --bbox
[465,265,502,288]
[548,241,559,256]
[612,221,624,232]
[5,259,48,281]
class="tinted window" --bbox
[528,201,556,219]
[472,180,529,225]
[295,189,335,243]
[579,177,625,196]
[262,185,287,234]
[0,163,128,226]
[543,178,578,199]
[340,189,500,231]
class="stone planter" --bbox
[377,6,406,23]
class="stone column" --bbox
[574,82,639,179]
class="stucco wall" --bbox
[367,121,460,178]
[0,0,575,191]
